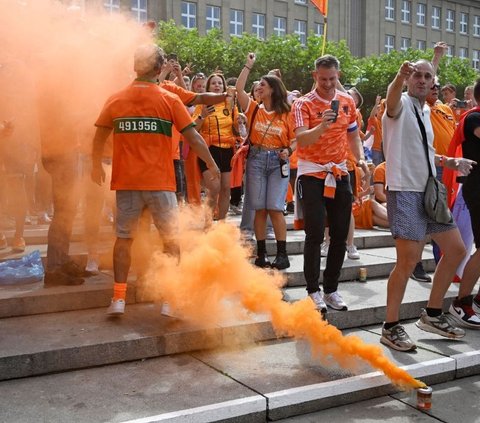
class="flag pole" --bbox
[322,0,328,55]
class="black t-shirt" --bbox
[462,111,480,203]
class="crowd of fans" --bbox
[1,40,479,352]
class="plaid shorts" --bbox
[387,191,456,241]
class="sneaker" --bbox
[286,201,295,214]
[37,212,52,224]
[346,245,360,260]
[11,237,26,253]
[271,252,290,270]
[411,262,432,283]
[324,291,348,311]
[320,242,329,257]
[106,299,125,316]
[44,269,85,287]
[229,205,243,216]
[473,295,480,315]
[308,291,327,313]
[0,233,8,250]
[254,253,271,268]
[85,256,99,273]
[449,296,480,329]
[241,230,255,242]
[415,309,465,338]
[266,228,276,240]
[380,324,417,352]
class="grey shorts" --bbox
[386,190,456,241]
[116,190,178,238]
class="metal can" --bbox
[359,267,367,282]
[417,386,432,410]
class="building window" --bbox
[460,13,468,34]
[432,6,441,29]
[181,1,196,29]
[131,0,147,22]
[416,3,425,26]
[104,0,120,14]
[474,16,480,37]
[294,0,307,3]
[459,47,468,60]
[294,19,307,45]
[230,9,243,37]
[401,1,411,23]
[206,5,221,31]
[400,37,411,51]
[252,13,265,39]
[385,0,395,21]
[473,50,480,71]
[446,45,454,58]
[385,35,395,53]
[446,9,455,32]
[314,22,325,37]
[417,40,426,51]
[273,16,286,37]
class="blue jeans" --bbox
[372,149,385,166]
[245,146,289,211]
[298,175,352,294]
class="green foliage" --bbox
[156,20,478,115]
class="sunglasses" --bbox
[432,84,440,89]
[191,73,206,82]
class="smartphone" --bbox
[331,99,340,122]
[166,53,178,62]
[456,100,467,108]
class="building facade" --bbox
[79,0,480,69]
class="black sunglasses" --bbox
[192,73,206,82]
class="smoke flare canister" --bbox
[359,267,367,282]
[417,386,432,410]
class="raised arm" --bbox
[385,61,414,119]
[432,41,447,75]
[236,53,256,111]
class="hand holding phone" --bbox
[330,100,340,123]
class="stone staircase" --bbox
[0,216,478,423]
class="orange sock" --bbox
[113,282,127,301]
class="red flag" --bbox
[311,0,328,16]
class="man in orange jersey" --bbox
[91,45,220,316]
[292,55,369,314]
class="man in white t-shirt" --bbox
[380,59,477,352]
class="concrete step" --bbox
[0,276,467,381]
[1,321,479,422]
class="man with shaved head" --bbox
[380,59,477,351]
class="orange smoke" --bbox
[143,210,425,390]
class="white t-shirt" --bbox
[382,93,436,192]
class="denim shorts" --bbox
[386,190,456,241]
[116,190,178,238]
[245,146,289,211]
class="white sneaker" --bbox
[347,245,360,260]
[266,228,276,240]
[85,256,99,273]
[324,291,348,310]
[106,299,125,316]
[320,242,329,257]
[308,291,327,313]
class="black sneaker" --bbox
[473,295,480,315]
[254,253,271,268]
[271,253,290,270]
[44,269,85,287]
[62,261,95,278]
[449,296,480,329]
[411,262,432,282]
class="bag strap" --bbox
[413,105,434,178]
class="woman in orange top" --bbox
[236,53,296,270]
[193,73,238,219]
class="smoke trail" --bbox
[143,210,425,390]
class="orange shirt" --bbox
[373,161,386,186]
[192,103,239,148]
[95,80,194,191]
[160,80,197,106]
[292,89,357,165]
[245,100,295,149]
[429,103,455,156]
